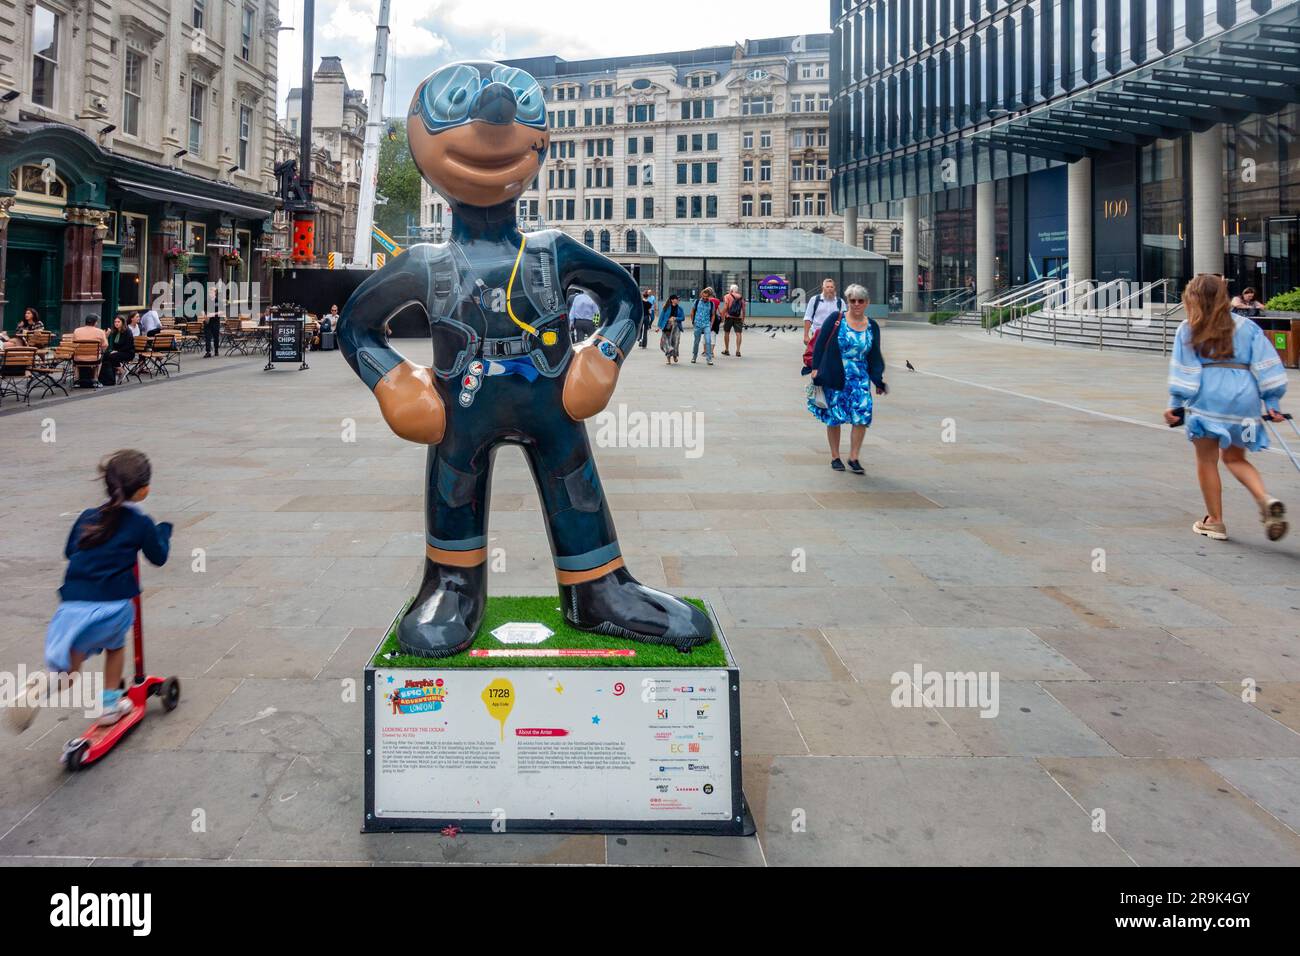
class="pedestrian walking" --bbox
[570,289,598,343]
[202,311,222,357]
[690,287,721,365]
[659,294,685,365]
[720,284,746,357]
[803,278,845,346]
[638,288,654,348]
[1165,274,1289,541]
[803,284,887,474]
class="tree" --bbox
[374,123,422,246]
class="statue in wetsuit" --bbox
[338,61,712,658]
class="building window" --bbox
[864,231,875,251]
[626,197,637,219]
[742,160,754,183]
[890,229,902,253]
[643,197,653,218]
[119,213,148,307]
[627,165,638,186]
[192,0,205,30]
[760,194,772,216]
[238,105,252,170]
[31,5,60,109]
[123,51,144,136]
[692,133,703,151]
[10,163,67,203]
[676,196,687,219]
[187,223,207,255]
[626,230,638,252]
[706,162,717,184]
[743,131,754,149]
[691,162,702,185]
[690,195,702,218]
[628,137,638,154]
[189,81,206,153]
[742,95,773,115]
[707,132,718,150]
[583,229,594,247]
[240,6,255,60]
[706,195,717,218]
[760,130,772,148]
[600,229,611,252]
[642,136,653,152]
[760,159,771,182]
[792,160,804,182]
[741,195,753,217]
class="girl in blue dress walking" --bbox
[1165,274,1289,541]
[805,283,887,474]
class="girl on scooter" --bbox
[5,450,172,732]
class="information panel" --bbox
[366,666,743,833]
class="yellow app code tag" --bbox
[481,678,515,741]
[541,330,557,346]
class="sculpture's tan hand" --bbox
[563,338,620,420]
[374,361,445,444]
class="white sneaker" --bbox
[4,675,43,734]
[95,695,134,727]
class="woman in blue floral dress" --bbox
[805,284,887,474]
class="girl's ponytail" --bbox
[78,450,152,549]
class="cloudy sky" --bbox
[276,0,829,118]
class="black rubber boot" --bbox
[559,567,712,651]
[397,559,487,658]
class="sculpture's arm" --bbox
[555,234,640,420]
[337,248,445,445]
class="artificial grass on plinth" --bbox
[371,595,726,669]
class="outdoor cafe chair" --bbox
[140,331,181,378]
[71,341,103,389]
[0,347,39,405]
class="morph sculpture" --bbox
[338,62,711,658]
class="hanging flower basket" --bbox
[222,250,243,268]
[164,243,190,274]
[263,251,289,270]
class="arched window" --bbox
[10,163,68,205]
[890,229,902,253]
[599,230,611,252]
[583,229,595,247]
[625,230,638,253]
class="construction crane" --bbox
[351,0,392,267]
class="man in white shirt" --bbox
[569,290,598,343]
[803,278,845,345]
[138,307,161,338]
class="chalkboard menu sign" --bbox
[266,318,308,370]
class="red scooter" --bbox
[60,563,180,771]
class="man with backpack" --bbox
[690,287,721,365]
[720,284,746,357]
[803,278,845,346]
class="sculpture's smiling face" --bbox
[408,62,549,208]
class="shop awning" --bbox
[972,3,1300,163]
[111,178,274,221]
[641,227,885,260]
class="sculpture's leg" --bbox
[522,418,711,650]
[397,439,493,658]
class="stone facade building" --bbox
[0,0,281,330]
[501,35,902,285]
[284,55,364,260]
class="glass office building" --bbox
[829,0,1300,308]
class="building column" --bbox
[843,205,858,248]
[902,195,919,311]
[1191,124,1224,278]
[60,207,107,331]
[976,180,996,298]
[1067,157,1093,286]
[0,197,13,316]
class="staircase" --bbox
[992,306,1184,352]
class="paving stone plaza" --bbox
[1,323,1298,867]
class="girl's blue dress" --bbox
[1168,314,1288,450]
[809,319,874,426]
